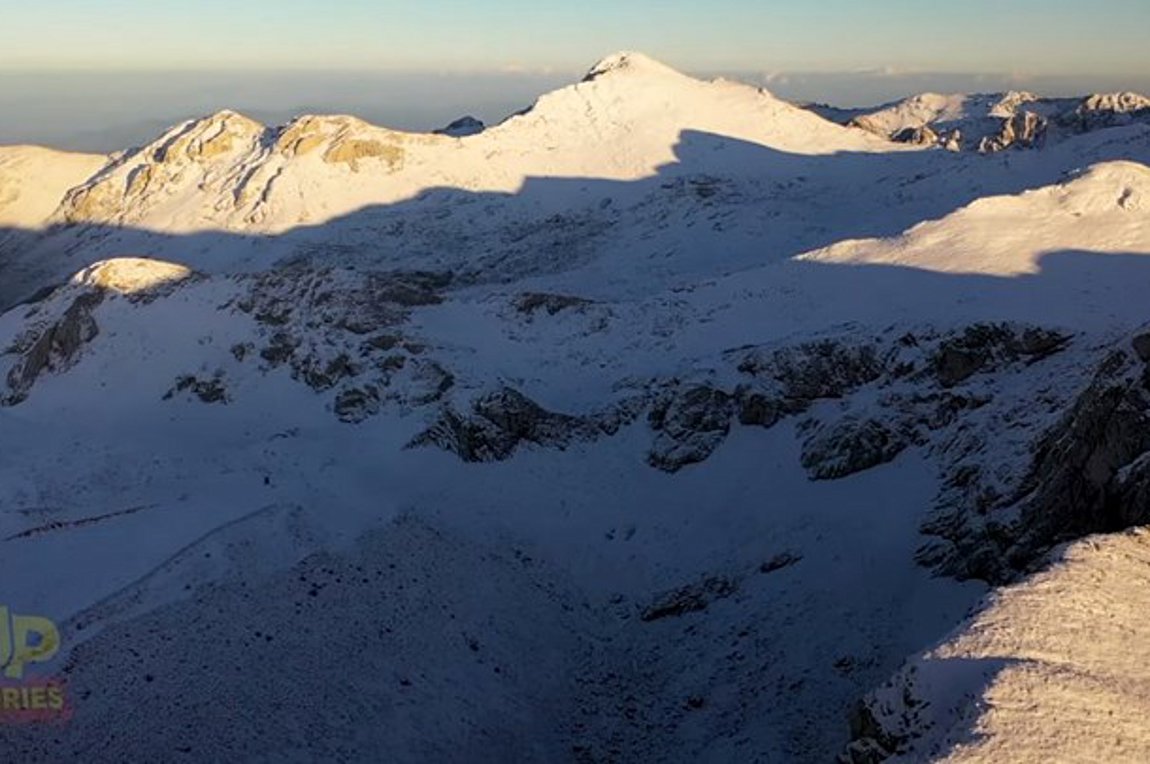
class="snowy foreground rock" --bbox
[2,53,1150,761]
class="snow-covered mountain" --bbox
[808,89,1150,153]
[2,53,1150,761]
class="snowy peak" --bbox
[150,110,266,164]
[58,110,269,226]
[26,50,891,240]
[581,51,688,83]
[825,88,1150,153]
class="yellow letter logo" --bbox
[0,609,60,680]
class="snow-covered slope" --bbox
[803,160,1150,278]
[0,145,107,228]
[845,529,1150,763]
[3,52,1150,762]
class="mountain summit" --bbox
[581,51,688,82]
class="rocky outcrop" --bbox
[978,110,1048,153]
[1067,92,1150,131]
[647,385,734,471]
[735,339,888,402]
[514,292,595,316]
[1011,348,1150,555]
[800,418,908,481]
[3,290,103,404]
[890,125,938,146]
[835,89,1150,154]
[237,267,446,367]
[409,388,602,462]
[228,266,454,419]
[930,323,1069,387]
[163,374,229,404]
[919,332,1150,583]
[639,575,739,622]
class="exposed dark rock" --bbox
[734,385,782,428]
[932,324,1069,387]
[163,374,229,404]
[409,387,599,462]
[838,702,901,764]
[640,575,738,622]
[4,290,104,405]
[736,340,887,402]
[403,361,455,406]
[1010,350,1150,560]
[259,332,298,366]
[890,125,938,146]
[647,385,733,472]
[1132,332,1150,362]
[886,391,994,431]
[237,267,448,337]
[514,292,595,316]
[760,551,802,574]
[434,116,485,137]
[367,270,452,308]
[334,386,380,423]
[299,353,357,392]
[920,340,1150,583]
[800,418,908,481]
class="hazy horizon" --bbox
[4,0,1149,151]
[5,65,1150,154]
[5,0,1149,74]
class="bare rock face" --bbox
[931,323,1069,387]
[890,125,939,146]
[736,339,888,403]
[1011,350,1150,557]
[647,385,734,472]
[800,418,908,481]
[919,334,1150,583]
[409,388,601,462]
[3,290,103,404]
[979,110,1048,152]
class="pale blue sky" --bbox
[2,0,1148,74]
[3,1,1149,152]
